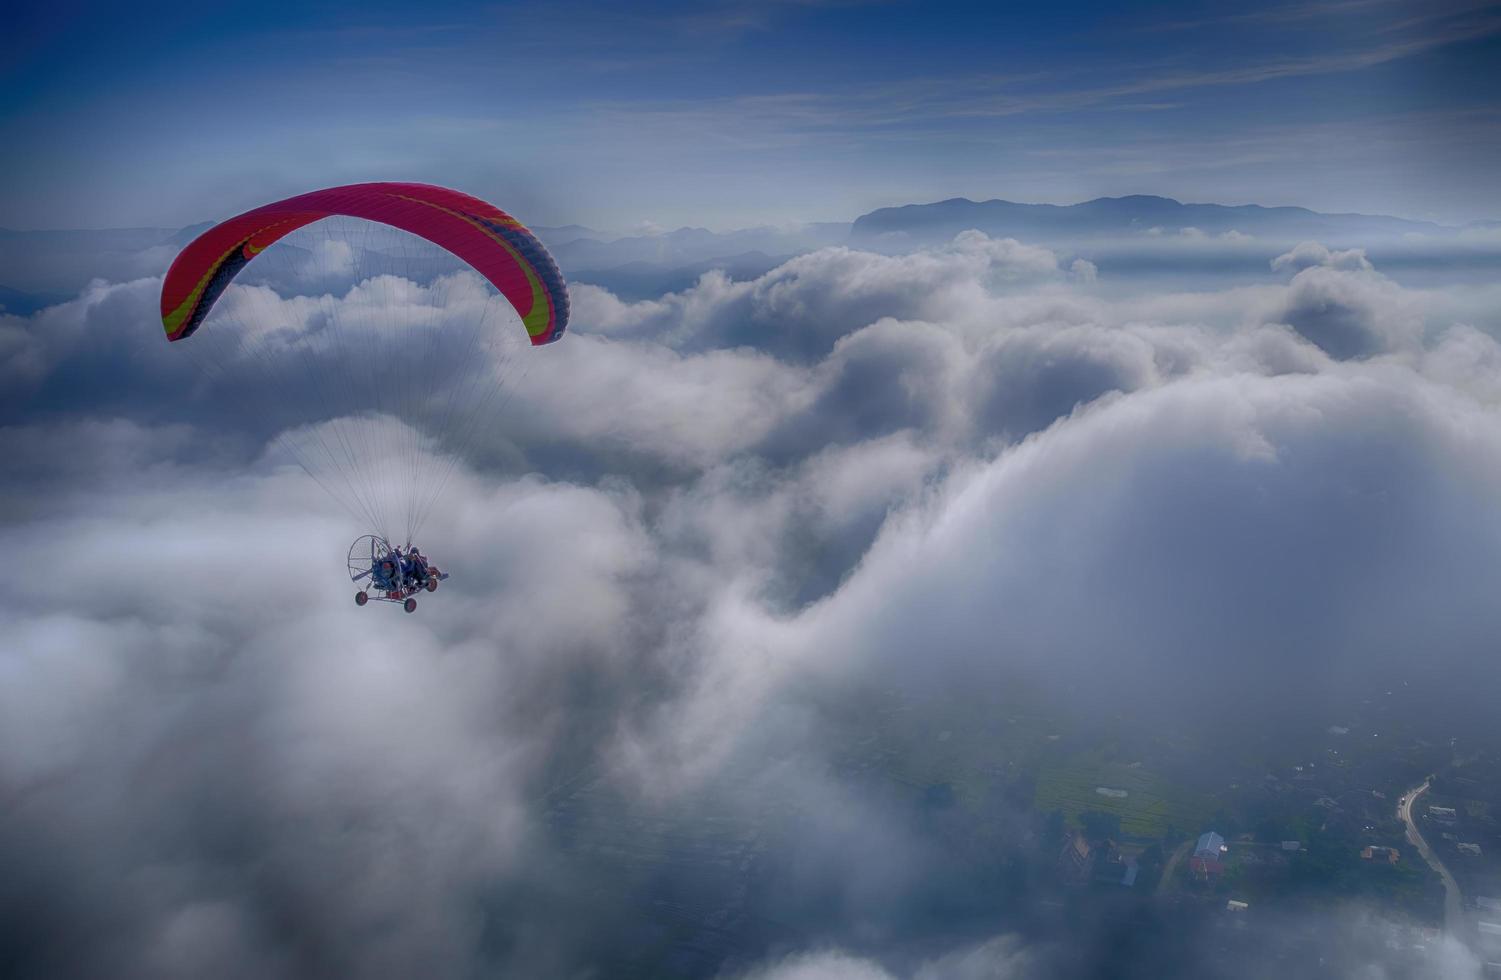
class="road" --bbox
[1156,838,1193,897]
[1398,778,1463,934]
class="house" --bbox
[1429,805,1458,823]
[1227,900,1249,912]
[1091,840,1124,886]
[1190,831,1226,879]
[1281,841,1301,851]
[1059,832,1093,884]
[1195,831,1226,857]
[1459,843,1483,857]
[1361,846,1399,864]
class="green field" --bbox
[1034,754,1217,840]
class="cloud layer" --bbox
[4,228,1500,977]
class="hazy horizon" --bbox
[3,189,1493,237]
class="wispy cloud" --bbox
[669,0,888,36]
[1141,0,1406,33]
[583,10,1501,145]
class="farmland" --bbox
[1034,754,1217,840]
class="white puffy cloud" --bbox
[731,936,1038,980]
[569,235,1059,361]
[1068,257,1098,282]
[1422,323,1501,405]
[1271,264,1422,359]
[734,950,898,980]
[1271,240,1375,273]
[807,366,1501,684]
[0,433,666,977]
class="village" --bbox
[525,678,1501,976]
[816,675,1501,970]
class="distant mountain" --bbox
[0,226,186,293]
[0,283,70,315]
[850,195,1446,246]
[534,225,608,248]
[167,222,215,247]
[0,226,184,247]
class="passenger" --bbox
[373,558,399,592]
[404,547,429,588]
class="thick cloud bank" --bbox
[4,228,1500,978]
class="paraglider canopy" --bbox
[161,182,569,345]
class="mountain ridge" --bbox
[850,195,1447,245]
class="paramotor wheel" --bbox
[425,579,438,593]
[355,591,368,606]
[348,534,392,584]
[404,597,417,614]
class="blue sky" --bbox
[4,0,1499,229]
